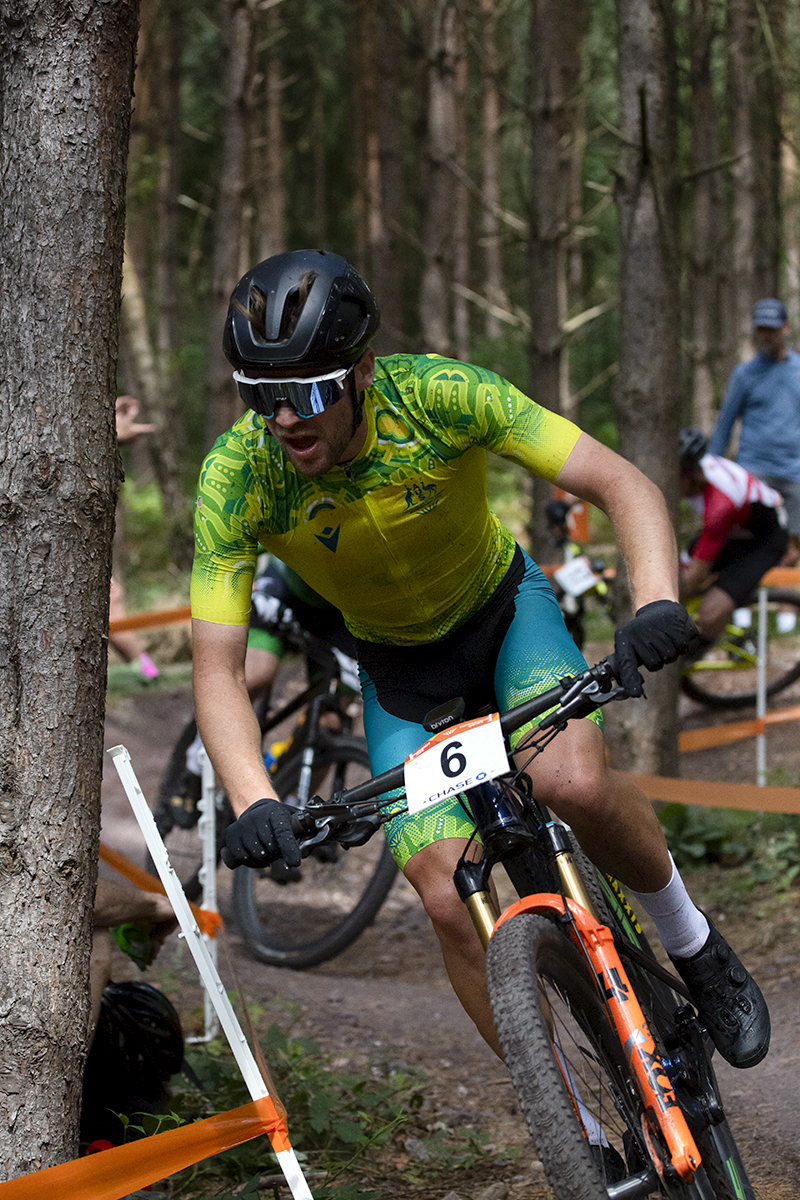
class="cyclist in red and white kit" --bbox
[678,427,788,644]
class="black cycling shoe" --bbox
[669,920,770,1068]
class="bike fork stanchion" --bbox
[190,744,220,1043]
[757,586,768,786]
[108,744,315,1200]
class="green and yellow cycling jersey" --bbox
[191,353,582,644]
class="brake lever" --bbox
[296,796,389,853]
[537,673,631,732]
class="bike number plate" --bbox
[404,714,510,815]
[554,555,600,597]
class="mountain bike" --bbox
[151,621,397,969]
[680,588,800,709]
[226,655,756,1198]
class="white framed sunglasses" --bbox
[233,366,351,419]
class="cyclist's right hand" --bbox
[223,797,303,869]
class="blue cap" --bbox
[752,298,788,328]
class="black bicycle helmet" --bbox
[93,980,185,1089]
[679,427,709,472]
[223,249,380,373]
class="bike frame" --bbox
[274,658,735,1192]
[448,778,702,1185]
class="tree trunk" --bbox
[122,0,192,568]
[206,0,255,446]
[255,0,286,263]
[611,0,682,777]
[782,109,800,329]
[722,0,784,374]
[0,0,138,1174]
[452,45,471,362]
[479,0,509,342]
[419,0,464,355]
[750,0,784,300]
[725,0,759,367]
[371,0,407,352]
[526,0,587,563]
[351,0,384,277]
[688,0,725,433]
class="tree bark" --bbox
[0,0,138,1173]
[370,0,407,352]
[611,0,682,776]
[206,0,255,446]
[479,0,509,342]
[688,0,725,433]
[254,0,286,263]
[526,0,587,563]
[418,0,465,355]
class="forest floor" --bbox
[99,646,800,1200]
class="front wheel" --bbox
[231,736,398,969]
[681,588,800,709]
[487,912,725,1200]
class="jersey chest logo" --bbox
[404,480,441,515]
[315,524,341,552]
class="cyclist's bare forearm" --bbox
[192,618,280,815]
[555,433,679,608]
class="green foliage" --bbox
[117,477,184,610]
[658,802,800,891]
[161,1025,425,1197]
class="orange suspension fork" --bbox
[493,894,702,1182]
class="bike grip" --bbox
[603,652,620,681]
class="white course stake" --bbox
[188,744,220,1043]
[756,587,768,786]
[108,744,314,1200]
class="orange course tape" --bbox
[678,705,800,752]
[629,772,800,815]
[0,1097,289,1200]
[760,566,800,587]
[109,604,191,635]
[98,842,223,939]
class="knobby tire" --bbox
[488,835,755,1200]
[487,912,719,1200]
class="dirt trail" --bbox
[100,670,800,1199]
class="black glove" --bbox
[224,798,302,869]
[614,600,700,697]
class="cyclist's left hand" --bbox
[614,600,700,696]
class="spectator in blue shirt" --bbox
[709,298,800,565]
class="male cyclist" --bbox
[678,427,788,645]
[191,249,769,1069]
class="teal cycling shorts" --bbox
[358,548,601,869]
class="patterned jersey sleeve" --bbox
[190,431,263,625]
[414,356,582,480]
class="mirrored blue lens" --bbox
[236,376,345,419]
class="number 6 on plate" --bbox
[404,714,510,815]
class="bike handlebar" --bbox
[221,653,632,868]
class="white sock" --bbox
[626,856,710,959]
